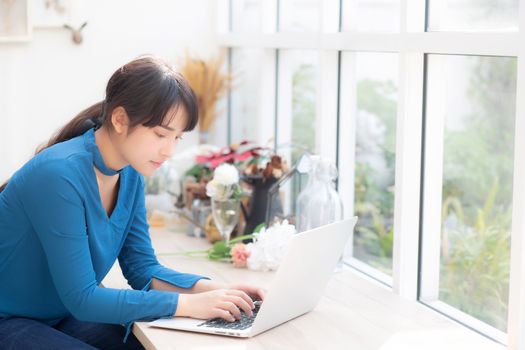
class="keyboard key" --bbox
[198,303,261,330]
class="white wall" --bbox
[0,0,218,181]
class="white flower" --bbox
[246,220,296,271]
[213,164,239,186]
[206,180,235,201]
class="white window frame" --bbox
[216,0,525,348]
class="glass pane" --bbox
[279,0,319,32]
[342,52,398,276]
[427,0,518,32]
[231,0,261,33]
[230,48,264,143]
[425,55,516,332]
[277,50,318,218]
[341,0,400,32]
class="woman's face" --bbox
[119,106,187,177]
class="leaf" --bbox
[207,241,231,260]
[229,234,255,245]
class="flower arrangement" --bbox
[194,141,265,170]
[183,141,290,186]
[175,142,291,240]
[172,220,296,271]
[243,154,289,181]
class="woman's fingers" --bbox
[226,289,255,309]
[256,288,266,301]
[218,301,242,320]
[230,284,266,301]
[213,308,236,322]
[226,295,253,316]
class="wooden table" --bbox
[103,228,506,350]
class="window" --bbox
[278,0,320,32]
[217,0,524,344]
[339,52,399,280]
[420,54,516,341]
[427,0,519,32]
[277,49,319,216]
[230,48,265,144]
[231,0,262,33]
[341,0,400,32]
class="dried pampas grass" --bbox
[179,50,233,133]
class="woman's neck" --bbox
[94,126,127,173]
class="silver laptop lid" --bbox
[250,217,358,335]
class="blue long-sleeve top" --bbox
[0,127,207,327]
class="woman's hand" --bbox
[192,279,266,301]
[175,288,256,321]
[228,283,266,302]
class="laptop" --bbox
[149,217,358,338]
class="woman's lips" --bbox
[150,161,163,168]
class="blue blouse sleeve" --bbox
[17,160,180,325]
[118,176,209,291]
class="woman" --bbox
[0,56,264,349]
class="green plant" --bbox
[437,56,516,332]
[354,162,394,274]
[440,177,511,331]
[352,78,397,274]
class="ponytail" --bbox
[0,101,104,193]
[35,101,105,154]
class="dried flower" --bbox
[179,51,233,133]
[242,154,289,181]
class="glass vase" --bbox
[295,156,344,269]
[211,198,240,244]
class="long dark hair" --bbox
[0,56,198,193]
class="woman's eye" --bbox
[176,135,184,141]
[155,132,166,138]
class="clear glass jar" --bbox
[187,197,210,238]
[295,156,343,232]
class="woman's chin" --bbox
[133,165,156,177]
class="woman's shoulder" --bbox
[39,134,90,163]
[11,136,92,187]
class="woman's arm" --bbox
[18,162,180,325]
[150,278,225,293]
[151,278,266,301]
[151,278,266,320]
[119,177,264,320]
[118,177,208,291]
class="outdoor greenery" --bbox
[438,56,516,331]
[291,63,316,162]
[289,54,515,332]
[289,63,316,215]
[353,78,397,274]
[352,55,515,332]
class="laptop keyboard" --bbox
[197,302,261,330]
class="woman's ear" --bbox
[110,106,129,134]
